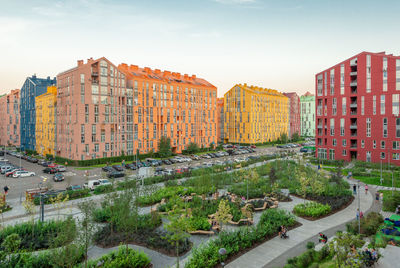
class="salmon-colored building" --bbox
[56,57,218,160]
[283,92,301,138]
[217,98,224,142]
[118,63,218,155]
[0,89,20,147]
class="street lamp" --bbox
[357,180,360,233]
[218,248,227,267]
[39,176,47,222]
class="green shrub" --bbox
[188,217,211,231]
[293,202,331,218]
[94,185,114,195]
[382,191,400,212]
[34,189,90,205]
[0,217,76,251]
[87,246,151,268]
[136,186,194,206]
[346,211,384,236]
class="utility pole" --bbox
[357,180,361,233]
[392,171,395,196]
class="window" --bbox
[393,94,400,115]
[381,152,386,159]
[366,55,371,93]
[330,118,334,136]
[393,153,400,160]
[340,118,345,136]
[94,144,99,152]
[342,97,346,115]
[366,151,371,162]
[366,118,371,137]
[105,143,109,151]
[383,57,388,92]
[361,140,365,148]
[397,59,400,90]
[340,64,344,95]
[373,140,376,149]
[342,149,347,156]
[373,95,376,115]
[361,96,364,115]
[330,70,335,95]
[329,149,335,160]
[397,118,400,138]
[381,95,385,115]
[381,140,386,149]
[393,141,399,150]
[332,139,337,146]
[383,118,388,138]
[342,139,347,147]
[317,74,323,96]
[332,98,337,115]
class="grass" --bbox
[353,174,400,187]
[322,167,336,172]
[75,167,95,170]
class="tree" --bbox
[186,142,199,154]
[279,133,288,144]
[214,199,232,231]
[164,199,190,268]
[77,200,97,268]
[158,136,172,158]
[49,192,69,219]
[291,132,300,142]
[22,194,36,218]
[329,232,364,268]
[269,166,278,187]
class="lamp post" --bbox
[357,180,360,233]
[218,248,227,267]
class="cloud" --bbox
[188,31,221,38]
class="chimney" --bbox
[184,74,189,79]
[164,70,171,76]
[77,60,84,67]
[144,67,151,74]
[129,65,138,71]
[155,69,161,74]
[191,74,196,79]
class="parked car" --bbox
[251,145,257,149]
[83,180,101,190]
[43,167,58,174]
[5,168,24,177]
[53,173,65,182]
[30,158,38,163]
[107,171,125,178]
[102,166,114,172]
[125,163,137,170]
[47,163,58,168]
[67,185,82,191]
[162,159,172,165]
[56,165,67,172]
[13,171,35,178]
[38,160,47,166]
[112,165,124,171]
[98,179,112,186]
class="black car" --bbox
[162,159,171,165]
[43,167,57,174]
[102,166,114,172]
[30,158,38,163]
[125,163,137,170]
[168,158,177,164]
[112,165,124,171]
[53,173,65,182]
[107,171,125,178]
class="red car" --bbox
[5,169,25,177]
[251,145,257,149]
[47,163,58,168]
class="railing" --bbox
[350,81,357,86]
[350,71,358,76]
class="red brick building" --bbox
[315,51,400,164]
[0,89,20,147]
[283,92,300,138]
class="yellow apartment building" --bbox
[224,84,289,144]
[35,86,57,156]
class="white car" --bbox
[83,180,101,190]
[13,171,35,178]
[56,165,67,172]
[98,179,112,186]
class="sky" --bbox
[1,0,400,97]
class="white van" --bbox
[83,180,101,190]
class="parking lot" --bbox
[0,145,293,200]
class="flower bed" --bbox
[87,246,151,268]
[136,186,194,206]
[293,202,331,219]
[185,209,297,268]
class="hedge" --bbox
[86,246,151,268]
[34,189,90,205]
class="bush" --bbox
[87,246,151,268]
[0,217,76,251]
[188,217,211,231]
[34,189,90,205]
[346,212,384,236]
[94,185,114,195]
[185,209,296,268]
[293,202,331,218]
[136,186,194,206]
[382,191,400,212]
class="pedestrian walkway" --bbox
[225,188,373,268]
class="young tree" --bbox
[186,142,199,154]
[1,233,21,263]
[49,192,69,220]
[158,136,172,158]
[329,232,364,268]
[77,200,97,268]
[269,166,278,187]
[291,132,300,142]
[214,199,232,231]
[279,133,288,144]
[22,194,36,219]
[164,199,190,268]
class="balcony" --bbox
[91,72,99,76]
[351,88,357,94]
[350,71,358,76]
[350,102,357,108]
[350,81,357,87]
[350,124,358,129]
[350,111,357,115]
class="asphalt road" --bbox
[1,145,290,200]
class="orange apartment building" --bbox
[0,89,20,147]
[217,98,224,142]
[118,63,218,155]
[56,57,217,160]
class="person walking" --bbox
[380,192,384,204]
[356,209,360,221]
[365,184,368,195]
[353,184,357,195]
[375,192,380,203]
[3,185,8,195]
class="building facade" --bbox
[36,86,57,156]
[283,92,301,138]
[0,89,20,147]
[20,76,56,151]
[315,51,400,164]
[217,98,224,143]
[119,63,217,155]
[224,84,289,144]
[300,92,315,137]
[56,58,217,160]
